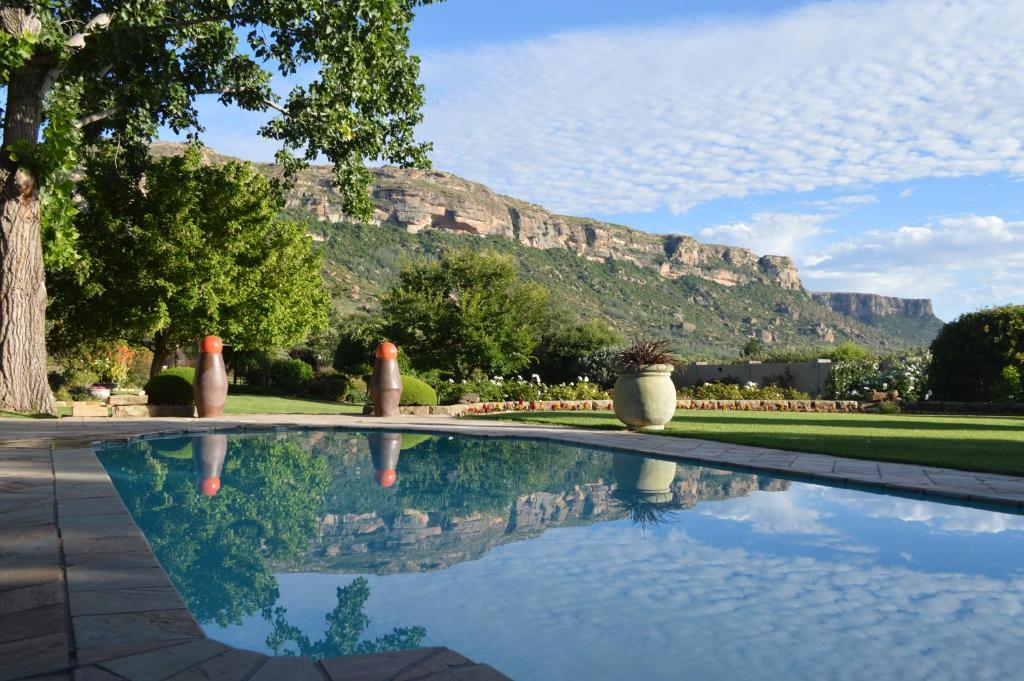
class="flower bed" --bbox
[401,398,862,416]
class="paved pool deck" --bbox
[2,413,1024,680]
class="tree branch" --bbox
[39,12,113,99]
[75,105,121,129]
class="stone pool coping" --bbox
[2,413,1024,680]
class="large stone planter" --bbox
[613,364,677,431]
[612,454,677,504]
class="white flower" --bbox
[882,382,888,390]
[583,376,590,382]
[448,378,455,383]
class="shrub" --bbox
[145,367,196,405]
[991,365,1023,403]
[269,358,314,396]
[929,305,1024,401]
[345,377,369,404]
[306,372,351,402]
[825,349,929,400]
[575,347,620,389]
[679,381,808,401]
[877,400,902,415]
[436,375,610,405]
[400,375,438,406]
[531,321,620,385]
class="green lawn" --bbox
[224,394,363,416]
[473,410,1024,477]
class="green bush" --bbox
[436,375,610,405]
[992,365,1023,403]
[531,321,620,385]
[877,400,902,415]
[306,372,351,402]
[679,381,808,400]
[930,305,1024,401]
[269,358,314,396]
[399,376,438,406]
[145,367,196,405]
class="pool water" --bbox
[97,429,1024,681]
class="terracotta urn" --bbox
[368,431,402,488]
[369,342,403,417]
[192,434,228,497]
[194,335,228,418]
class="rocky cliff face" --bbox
[292,467,789,575]
[811,293,936,321]
[290,164,805,291]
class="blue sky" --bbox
[170,0,1024,320]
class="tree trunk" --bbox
[150,334,173,378]
[0,61,57,415]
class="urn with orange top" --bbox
[369,342,402,417]
[194,335,228,418]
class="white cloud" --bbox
[801,213,1024,317]
[899,188,915,199]
[700,211,829,257]
[418,0,1024,216]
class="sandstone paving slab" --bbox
[70,586,185,617]
[67,566,174,593]
[321,647,479,681]
[0,631,68,681]
[76,637,194,666]
[53,482,120,501]
[0,524,59,560]
[247,655,325,681]
[97,639,229,681]
[163,648,266,681]
[58,513,139,532]
[0,579,63,614]
[0,500,56,527]
[0,602,64,644]
[57,496,128,519]
[0,562,62,592]
[62,532,152,556]
[65,550,161,571]
[73,666,124,681]
[73,609,203,650]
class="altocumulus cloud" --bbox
[418,0,1024,216]
[801,213,1024,317]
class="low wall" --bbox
[399,398,861,416]
[673,360,833,397]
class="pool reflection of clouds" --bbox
[226,513,1024,681]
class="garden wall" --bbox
[673,359,834,397]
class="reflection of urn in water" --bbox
[612,454,679,526]
[194,335,228,418]
[369,342,402,417]
[368,431,402,488]
[193,434,228,496]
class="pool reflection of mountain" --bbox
[286,431,790,575]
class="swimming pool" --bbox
[97,428,1024,681]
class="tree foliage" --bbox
[531,320,620,384]
[929,305,1024,401]
[380,249,550,379]
[48,146,329,374]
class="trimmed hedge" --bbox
[145,367,195,405]
[400,375,438,406]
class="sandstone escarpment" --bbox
[291,164,805,291]
[811,293,936,321]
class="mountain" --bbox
[150,143,944,355]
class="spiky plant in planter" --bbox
[612,337,678,431]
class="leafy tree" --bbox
[380,249,550,379]
[0,0,436,413]
[822,341,873,363]
[265,577,425,659]
[929,305,1024,401]
[532,320,621,384]
[333,314,389,376]
[48,146,330,376]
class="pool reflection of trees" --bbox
[99,430,786,656]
